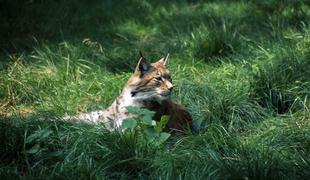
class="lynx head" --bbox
[125,52,173,102]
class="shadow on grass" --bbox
[1,0,309,65]
[251,51,310,114]
[0,111,158,179]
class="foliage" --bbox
[122,106,170,146]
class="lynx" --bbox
[65,52,192,131]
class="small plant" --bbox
[23,127,53,155]
[122,106,170,146]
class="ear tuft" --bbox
[158,52,170,66]
[163,52,170,66]
[139,51,144,58]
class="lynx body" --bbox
[65,53,186,130]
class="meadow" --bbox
[1,0,310,179]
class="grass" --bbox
[1,0,310,179]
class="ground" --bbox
[1,0,310,179]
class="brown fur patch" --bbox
[147,100,192,132]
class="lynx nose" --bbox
[166,81,173,92]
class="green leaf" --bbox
[24,144,40,154]
[154,115,170,132]
[41,129,53,139]
[141,116,153,126]
[159,132,170,142]
[152,132,171,146]
[26,128,53,143]
[140,108,155,116]
[122,118,137,129]
[126,106,155,116]
[126,106,142,115]
[144,127,159,141]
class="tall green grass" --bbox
[1,0,310,179]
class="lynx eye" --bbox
[155,76,164,82]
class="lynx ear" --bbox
[135,52,152,76]
[158,52,170,66]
